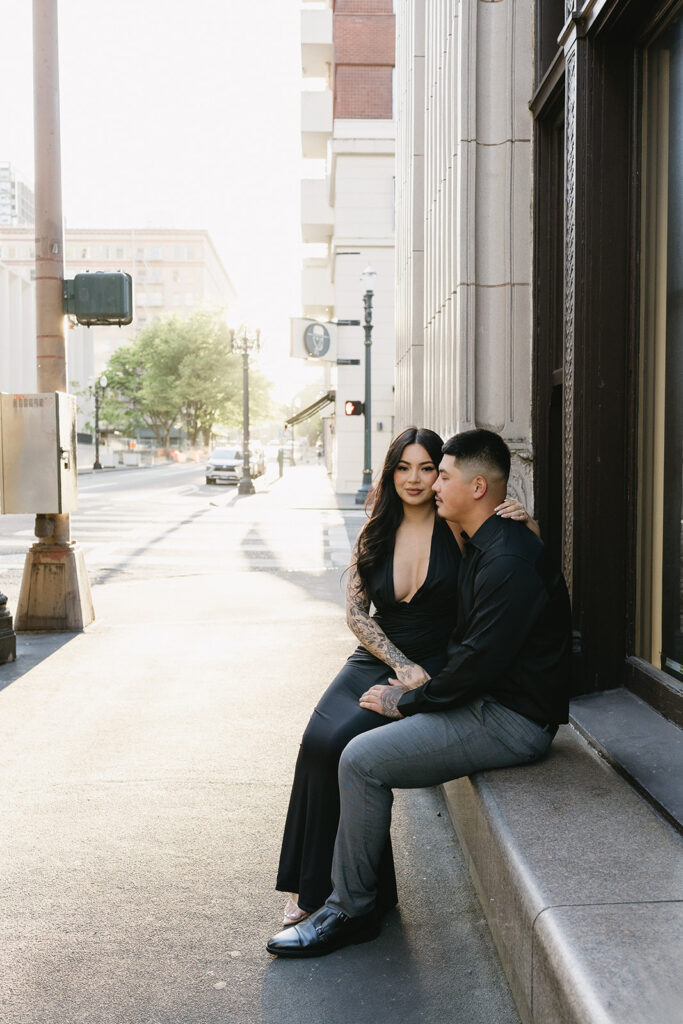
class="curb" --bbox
[442,726,682,1023]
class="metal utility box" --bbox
[0,393,78,513]
[63,271,133,326]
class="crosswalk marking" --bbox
[0,507,354,576]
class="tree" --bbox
[175,310,235,445]
[175,311,274,444]
[101,324,182,448]
[212,363,274,442]
[101,310,275,448]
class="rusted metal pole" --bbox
[15,0,94,631]
[33,0,69,546]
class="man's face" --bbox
[432,455,472,522]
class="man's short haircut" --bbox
[442,429,511,484]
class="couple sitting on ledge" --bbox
[268,426,571,958]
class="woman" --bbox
[275,427,536,927]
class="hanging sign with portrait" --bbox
[289,318,338,361]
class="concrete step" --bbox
[570,687,683,831]
[442,723,683,1024]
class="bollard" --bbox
[278,448,284,478]
[0,594,17,663]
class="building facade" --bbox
[300,0,396,493]
[532,0,682,706]
[0,260,35,395]
[395,0,682,708]
[395,0,535,508]
[0,163,34,228]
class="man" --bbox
[267,429,571,958]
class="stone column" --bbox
[395,0,426,427]
[450,0,534,504]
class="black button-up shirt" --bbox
[397,513,572,725]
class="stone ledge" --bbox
[570,687,683,830]
[442,725,683,1024]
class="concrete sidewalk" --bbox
[257,460,360,511]
[0,465,521,1024]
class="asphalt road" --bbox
[0,463,520,1024]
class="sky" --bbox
[0,0,323,400]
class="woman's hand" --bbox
[495,498,541,538]
[393,663,431,689]
[495,497,529,521]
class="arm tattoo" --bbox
[346,547,414,672]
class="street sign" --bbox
[303,322,331,358]
[336,358,360,365]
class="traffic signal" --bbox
[344,400,364,416]
[63,271,133,326]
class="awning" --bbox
[286,390,336,426]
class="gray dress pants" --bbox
[325,696,555,917]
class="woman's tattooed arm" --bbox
[345,549,430,688]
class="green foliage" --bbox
[100,311,274,447]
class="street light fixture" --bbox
[230,326,261,495]
[91,373,108,470]
[355,265,376,505]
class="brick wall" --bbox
[335,14,395,65]
[333,4,395,119]
[334,0,393,12]
[334,66,393,119]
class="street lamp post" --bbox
[92,373,108,470]
[355,265,376,505]
[230,326,261,495]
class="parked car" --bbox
[205,447,243,485]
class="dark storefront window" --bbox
[533,90,565,571]
[536,0,566,85]
[638,8,683,682]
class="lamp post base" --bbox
[15,542,94,632]
[238,475,255,495]
[93,460,102,470]
[355,468,373,505]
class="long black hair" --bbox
[355,426,444,583]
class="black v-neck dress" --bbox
[276,517,462,913]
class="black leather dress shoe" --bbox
[266,905,379,958]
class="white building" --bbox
[0,163,34,228]
[0,260,36,394]
[298,0,397,495]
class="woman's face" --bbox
[393,443,439,507]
